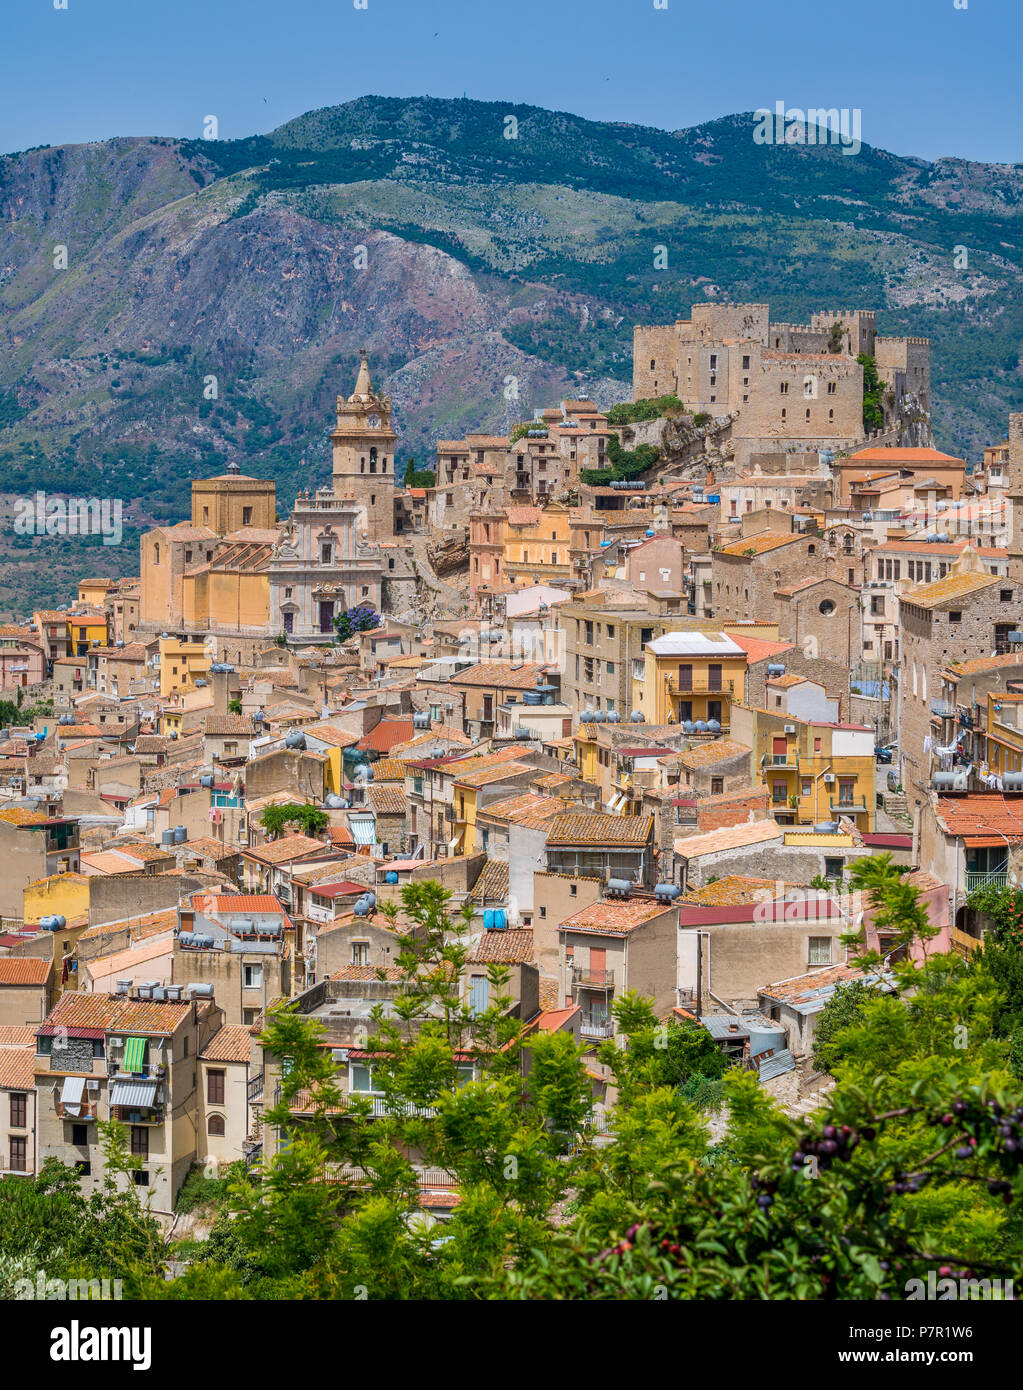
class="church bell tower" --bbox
[331,350,397,541]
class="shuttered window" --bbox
[207,1069,225,1105]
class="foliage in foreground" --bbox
[6,865,1023,1299]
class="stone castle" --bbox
[633,302,931,466]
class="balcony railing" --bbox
[666,675,734,695]
[579,1020,614,1039]
[951,926,984,956]
[343,1094,437,1118]
[830,799,870,815]
[247,1070,265,1105]
[965,868,1008,894]
[572,967,615,988]
[930,698,955,718]
[57,1100,98,1121]
[110,1105,165,1125]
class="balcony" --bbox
[830,798,870,816]
[930,698,955,718]
[247,1070,264,1105]
[965,868,1008,894]
[572,966,615,989]
[341,1094,437,1118]
[665,674,734,695]
[579,1019,614,1040]
[111,1104,165,1125]
[57,1099,98,1121]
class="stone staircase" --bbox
[884,792,909,817]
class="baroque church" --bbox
[138,353,396,655]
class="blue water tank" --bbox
[707,718,721,734]
[493,909,506,930]
[484,909,495,930]
[630,710,645,723]
[200,774,215,789]
[353,896,371,917]
[683,720,695,734]
[285,730,306,750]
[654,882,681,902]
[385,871,399,885]
[694,720,708,733]
[606,711,621,723]
[645,529,655,537]
[174,826,187,844]
[607,878,632,898]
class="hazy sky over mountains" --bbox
[3,0,1020,164]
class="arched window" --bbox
[207,1114,225,1136]
[154,543,160,565]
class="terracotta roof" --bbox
[674,818,783,858]
[504,507,544,527]
[947,652,1023,677]
[454,761,532,789]
[358,719,416,754]
[204,715,254,736]
[934,795,1023,841]
[200,1025,254,1063]
[546,813,653,846]
[0,1025,37,1046]
[681,875,780,906]
[846,447,963,465]
[468,929,534,964]
[370,757,408,781]
[766,672,810,688]
[245,834,328,864]
[42,989,191,1035]
[560,898,672,936]
[331,966,406,982]
[761,962,870,1004]
[675,739,751,770]
[902,572,999,608]
[302,723,361,748]
[468,859,510,904]
[729,635,795,664]
[193,894,290,914]
[0,1045,36,1091]
[449,662,553,690]
[368,785,407,817]
[717,533,799,557]
[478,791,570,828]
[0,957,52,986]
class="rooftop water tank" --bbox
[161,830,175,846]
[813,821,839,833]
[385,870,399,885]
[285,730,306,750]
[38,915,66,931]
[173,826,187,844]
[353,895,372,917]
[1004,771,1023,792]
[582,709,596,722]
[630,710,645,723]
[324,793,345,809]
[187,982,214,998]
[694,720,708,733]
[748,1021,787,1057]
[706,718,721,734]
[606,710,621,723]
[654,883,681,902]
[591,710,606,724]
[607,878,632,898]
[645,529,655,537]
[767,663,786,677]
[200,775,215,789]
[683,720,695,734]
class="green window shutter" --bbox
[123,1036,146,1072]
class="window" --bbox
[570,883,577,897]
[808,937,832,966]
[351,1064,375,1093]
[819,599,835,616]
[130,1126,149,1161]
[207,1069,225,1105]
[243,963,262,989]
[711,777,723,795]
[351,942,370,967]
[9,1092,26,1128]
[801,778,812,797]
[321,544,332,564]
[838,779,856,805]
[824,857,844,880]
[814,737,822,752]
[207,1114,226,1136]
[469,976,490,1015]
[242,507,252,525]
[133,1170,149,1186]
[949,611,962,624]
[771,781,788,804]
[1001,590,1013,603]
[71,1123,88,1146]
[632,658,645,681]
[539,906,546,918]
[10,1137,27,1173]
[242,1008,258,1026]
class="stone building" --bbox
[633,301,931,466]
[331,350,397,543]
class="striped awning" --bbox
[348,817,376,846]
[122,1036,146,1072]
[109,1080,157,1109]
[60,1076,85,1115]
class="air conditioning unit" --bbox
[783,724,796,734]
[109,1037,122,1048]
[331,1048,349,1063]
[823,773,836,784]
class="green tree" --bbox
[858,352,886,432]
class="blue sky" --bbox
[3,0,1021,163]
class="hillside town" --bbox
[2,303,1022,1220]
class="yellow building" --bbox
[730,705,876,830]
[77,578,114,608]
[502,502,573,589]
[23,872,92,996]
[181,535,275,637]
[68,610,109,656]
[977,691,1023,779]
[159,637,210,699]
[632,631,747,731]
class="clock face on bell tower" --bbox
[367,414,381,429]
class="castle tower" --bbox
[1006,414,1023,582]
[331,350,397,541]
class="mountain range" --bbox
[1,94,1022,611]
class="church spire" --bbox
[352,348,373,400]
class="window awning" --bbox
[109,1079,157,1109]
[348,818,376,846]
[122,1036,146,1072]
[60,1076,85,1114]
[962,835,1010,848]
